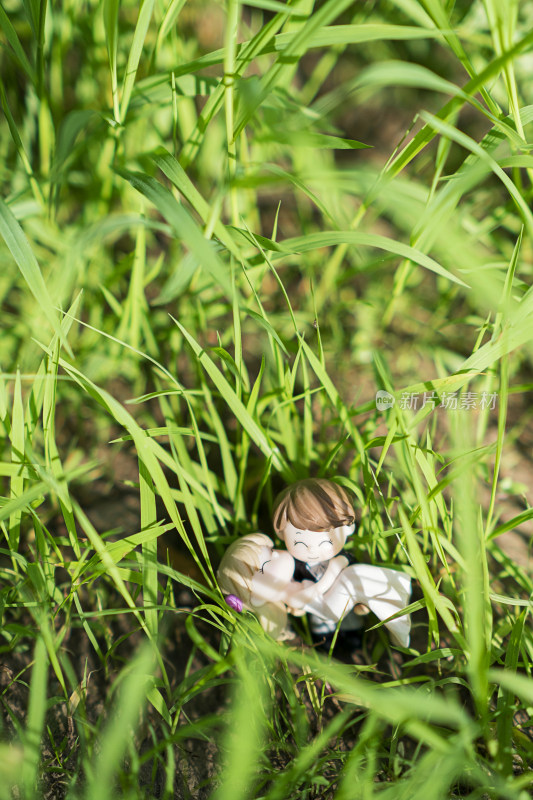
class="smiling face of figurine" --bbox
[279,521,353,564]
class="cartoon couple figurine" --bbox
[217,479,412,649]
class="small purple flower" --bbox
[225,594,243,613]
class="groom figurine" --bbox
[273,478,412,650]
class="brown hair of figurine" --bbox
[272,478,355,534]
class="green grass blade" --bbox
[21,635,48,799]
[103,0,120,121]
[211,640,271,800]
[386,27,533,177]
[156,0,187,45]
[173,317,291,477]
[399,508,462,645]
[139,458,158,637]
[153,148,242,259]
[0,744,24,800]
[245,0,300,11]
[9,370,24,553]
[119,0,155,123]
[489,668,533,706]
[0,5,36,82]
[452,415,492,721]
[48,352,214,584]
[264,707,353,800]
[118,168,236,299]
[233,0,357,139]
[421,111,533,238]
[495,610,527,775]
[278,231,469,287]
[0,198,65,348]
[84,644,156,800]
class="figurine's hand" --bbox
[286,579,320,609]
[286,605,306,617]
[332,555,349,570]
[312,555,349,595]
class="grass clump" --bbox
[1,0,533,797]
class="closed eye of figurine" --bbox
[259,560,271,573]
[320,539,333,546]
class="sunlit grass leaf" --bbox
[264,707,353,800]
[257,636,475,743]
[118,168,235,298]
[146,685,172,726]
[210,641,272,800]
[42,294,83,558]
[0,5,36,82]
[496,610,527,774]
[296,334,364,456]
[103,0,120,120]
[145,23,446,93]
[277,21,444,48]
[452,413,492,719]
[84,643,156,800]
[9,370,24,552]
[277,231,469,287]
[353,59,487,112]
[421,111,533,238]
[233,0,360,139]
[0,372,7,421]
[0,198,65,349]
[255,130,370,149]
[71,523,172,580]
[242,0,301,11]
[20,635,48,797]
[153,148,242,259]
[399,508,462,645]
[48,353,213,582]
[51,109,98,181]
[489,668,533,705]
[172,317,291,477]
[177,2,294,167]
[459,312,533,373]
[156,0,187,44]
[386,27,533,177]
[230,225,288,252]
[119,0,155,123]
[488,508,533,540]
[244,309,289,357]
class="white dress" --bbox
[303,564,412,648]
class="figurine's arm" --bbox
[313,554,349,594]
[284,555,349,610]
[283,579,317,610]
